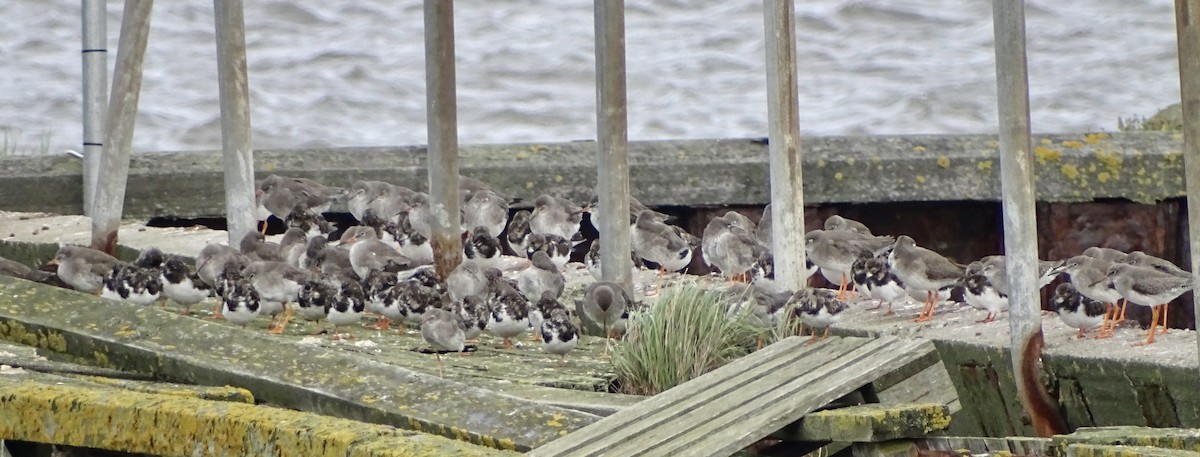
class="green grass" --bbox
[612,284,773,396]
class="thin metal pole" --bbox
[424,0,463,279]
[214,0,257,246]
[594,0,633,294]
[763,0,806,291]
[81,0,108,217]
[992,0,1067,437]
[91,0,152,254]
[1175,0,1200,381]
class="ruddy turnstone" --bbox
[632,210,698,274]
[453,295,489,341]
[529,291,567,339]
[703,212,766,282]
[1099,262,1195,345]
[888,235,963,322]
[50,245,127,295]
[159,255,212,314]
[485,271,532,349]
[791,287,848,344]
[540,308,579,365]
[505,210,533,256]
[1047,255,1125,337]
[362,269,402,330]
[806,229,893,299]
[244,260,314,334]
[526,233,572,270]
[850,252,905,315]
[326,280,366,340]
[1052,282,1106,339]
[396,275,444,332]
[581,280,631,356]
[295,275,337,327]
[221,269,262,327]
[284,202,335,238]
[963,261,1007,323]
[518,251,565,302]
[463,225,503,268]
[395,212,434,266]
[101,260,162,306]
[304,236,355,279]
[422,307,467,377]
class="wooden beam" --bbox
[763,0,806,291]
[1174,0,1200,384]
[80,0,108,217]
[593,0,634,294]
[423,0,463,279]
[213,0,258,246]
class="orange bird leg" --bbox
[1134,305,1161,346]
[374,316,390,330]
[259,220,268,235]
[1095,304,1115,339]
[914,291,934,322]
[1076,328,1086,339]
[211,301,225,319]
[835,273,849,300]
[1160,302,1170,334]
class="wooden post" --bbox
[213,0,257,246]
[424,0,463,279]
[991,0,1067,436]
[1175,0,1200,381]
[763,0,806,291]
[594,0,633,294]
[81,0,108,217]
[90,0,152,254]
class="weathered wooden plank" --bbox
[652,338,934,457]
[874,361,959,414]
[0,275,596,452]
[528,336,851,456]
[915,436,1050,455]
[775,403,950,442]
[1065,444,1200,457]
[1052,426,1200,453]
[0,372,514,456]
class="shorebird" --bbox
[421,307,466,377]
[823,215,872,236]
[341,226,414,280]
[962,260,1007,323]
[462,189,509,239]
[850,252,906,315]
[326,281,366,341]
[1124,251,1190,278]
[585,240,641,281]
[485,272,531,349]
[539,308,579,365]
[243,260,314,334]
[452,295,489,342]
[1048,255,1124,338]
[792,287,848,344]
[446,259,489,301]
[581,281,632,356]
[703,212,765,282]
[279,228,309,268]
[0,255,54,283]
[1083,246,1129,264]
[805,229,893,299]
[1099,263,1195,346]
[632,210,698,275]
[586,193,670,233]
[50,245,127,295]
[724,283,790,350]
[239,231,282,262]
[530,194,585,242]
[347,180,396,222]
[888,235,964,322]
[1052,282,1106,339]
[505,210,533,256]
[159,255,211,314]
[463,225,503,268]
[526,233,572,270]
[518,251,565,302]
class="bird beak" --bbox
[338,235,354,246]
[1087,277,1107,288]
[46,258,59,267]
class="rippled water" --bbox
[0,0,1182,155]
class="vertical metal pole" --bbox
[763,0,806,291]
[424,0,463,279]
[595,0,634,294]
[214,0,257,246]
[81,0,108,217]
[1175,0,1200,380]
[90,0,152,254]
[992,0,1067,436]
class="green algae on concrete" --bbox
[776,403,951,442]
[0,275,598,451]
[0,132,1191,218]
[1052,427,1200,456]
[0,375,513,457]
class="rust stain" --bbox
[1018,329,1068,436]
[431,233,463,281]
[91,230,119,256]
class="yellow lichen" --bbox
[1034,146,1062,163]
[1061,140,1084,149]
[914,146,926,153]
[554,175,564,183]
[976,160,993,171]
[1061,164,1080,180]
[524,181,534,189]
[514,151,529,160]
[834,172,844,181]
[1097,172,1111,183]
[1084,132,1110,144]
[936,156,950,168]
[1095,151,1122,174]
[915,175,927,184]
[817,160,827,168]
[1040,138,1053,145]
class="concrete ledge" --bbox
[1065,444,1200,457]
[0,275,597,451]
[0,374,513,457]
[777,403,951,442]
[0,132,1185,218]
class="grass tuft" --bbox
[613,284,770,396]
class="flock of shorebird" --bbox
[8,173,1194,378]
